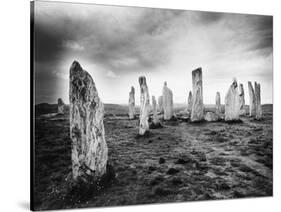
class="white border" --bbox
[0,0,280,211]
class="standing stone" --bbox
[255,82,262,119]
[215,92,222,115]
[57,98,65,114]
[152,96,159,125]
[69,61,108,182]
[139,76,150,135]
[162,82,174,120]
[191,68,204,122]
[158,96,164,114]
[248,81,256,117]
[239,83,246,115]
[225,78,240,121]
[187,91,193,112]
[128,86,136,119]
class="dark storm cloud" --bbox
[247,16,273,55]
[34,4,186,74]
[196,11,224,24]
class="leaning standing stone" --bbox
[225,78,240,121]
[215,92,222,115]
[69,61,108,182]
[128,86,136,119]
[187,91,193,112]
[57,98,65,114]
[152,96,159,125]
[248,81,256,117]
[255,82,262,120]
[191,68,204,122]
[239,83,246,115]
[162,82,174,120]
[139,76,150,135]
[158,96,164,114]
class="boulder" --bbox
[255,82,262,120]
[57,98,65,114]
[139,76,150,135]
[128,86,136,119]
[69,61,108,182]
[187,91,193,112]
[248,81,256,117]
[204,112,220,122]
[239,83,246,115]
[191,68,204,122]
[162,82,174,120]
[215,92,222,115]
[225,78,240,121]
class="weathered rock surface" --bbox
[162,82,174,120]
[248,81,256,117]
[191,68,204,122]
[225,78,240,121]
[139,76,150,135]
[239,83,246,115]
[69,61,108,182]
[204,112,220,122]
[215,92,222,115]
[255,82,262,120]
[57,98,65,114]
[187,91,193,112]
[158,96,164,114]
[152,96,159,125]
[128,86,136,119]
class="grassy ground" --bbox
[33,104,273,210]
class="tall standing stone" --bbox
[239,83,246,115]
[162,82,174,120]
[255,82,262,119]
[57,98,65,114]
[187,91,193,112]
[152,96,159,125]
[191,68,204,122]
[69,61,108,182]
[248,81,256,117]
[139,76,150,135]
[225,78,240,121]
[158,96,164,114]
[128,86,136,119]
[215,92,222,114]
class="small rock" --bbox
[159,157,166,164]
[167,168,179,175]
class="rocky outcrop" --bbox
[162,82,174,120]
[152,95,160,125]
[128,86,136,119]
[248,81,256,117]
[187,91,193,112]
[139,76,150,135]
[224,78,240,121]
[255,82,262,120]
[158,96,164,114]
[191,68,204,122]
[204,112,220,122]
[239,83,246,115]
[215,92,222,115]
[69,61,108,182]
[57,98,65,114]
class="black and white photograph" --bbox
[31,0,273,211]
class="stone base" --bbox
[149,122,163,129]
[65,164,115,204]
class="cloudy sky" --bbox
[33,1,273,105]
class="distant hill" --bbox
[34,103,272,116]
